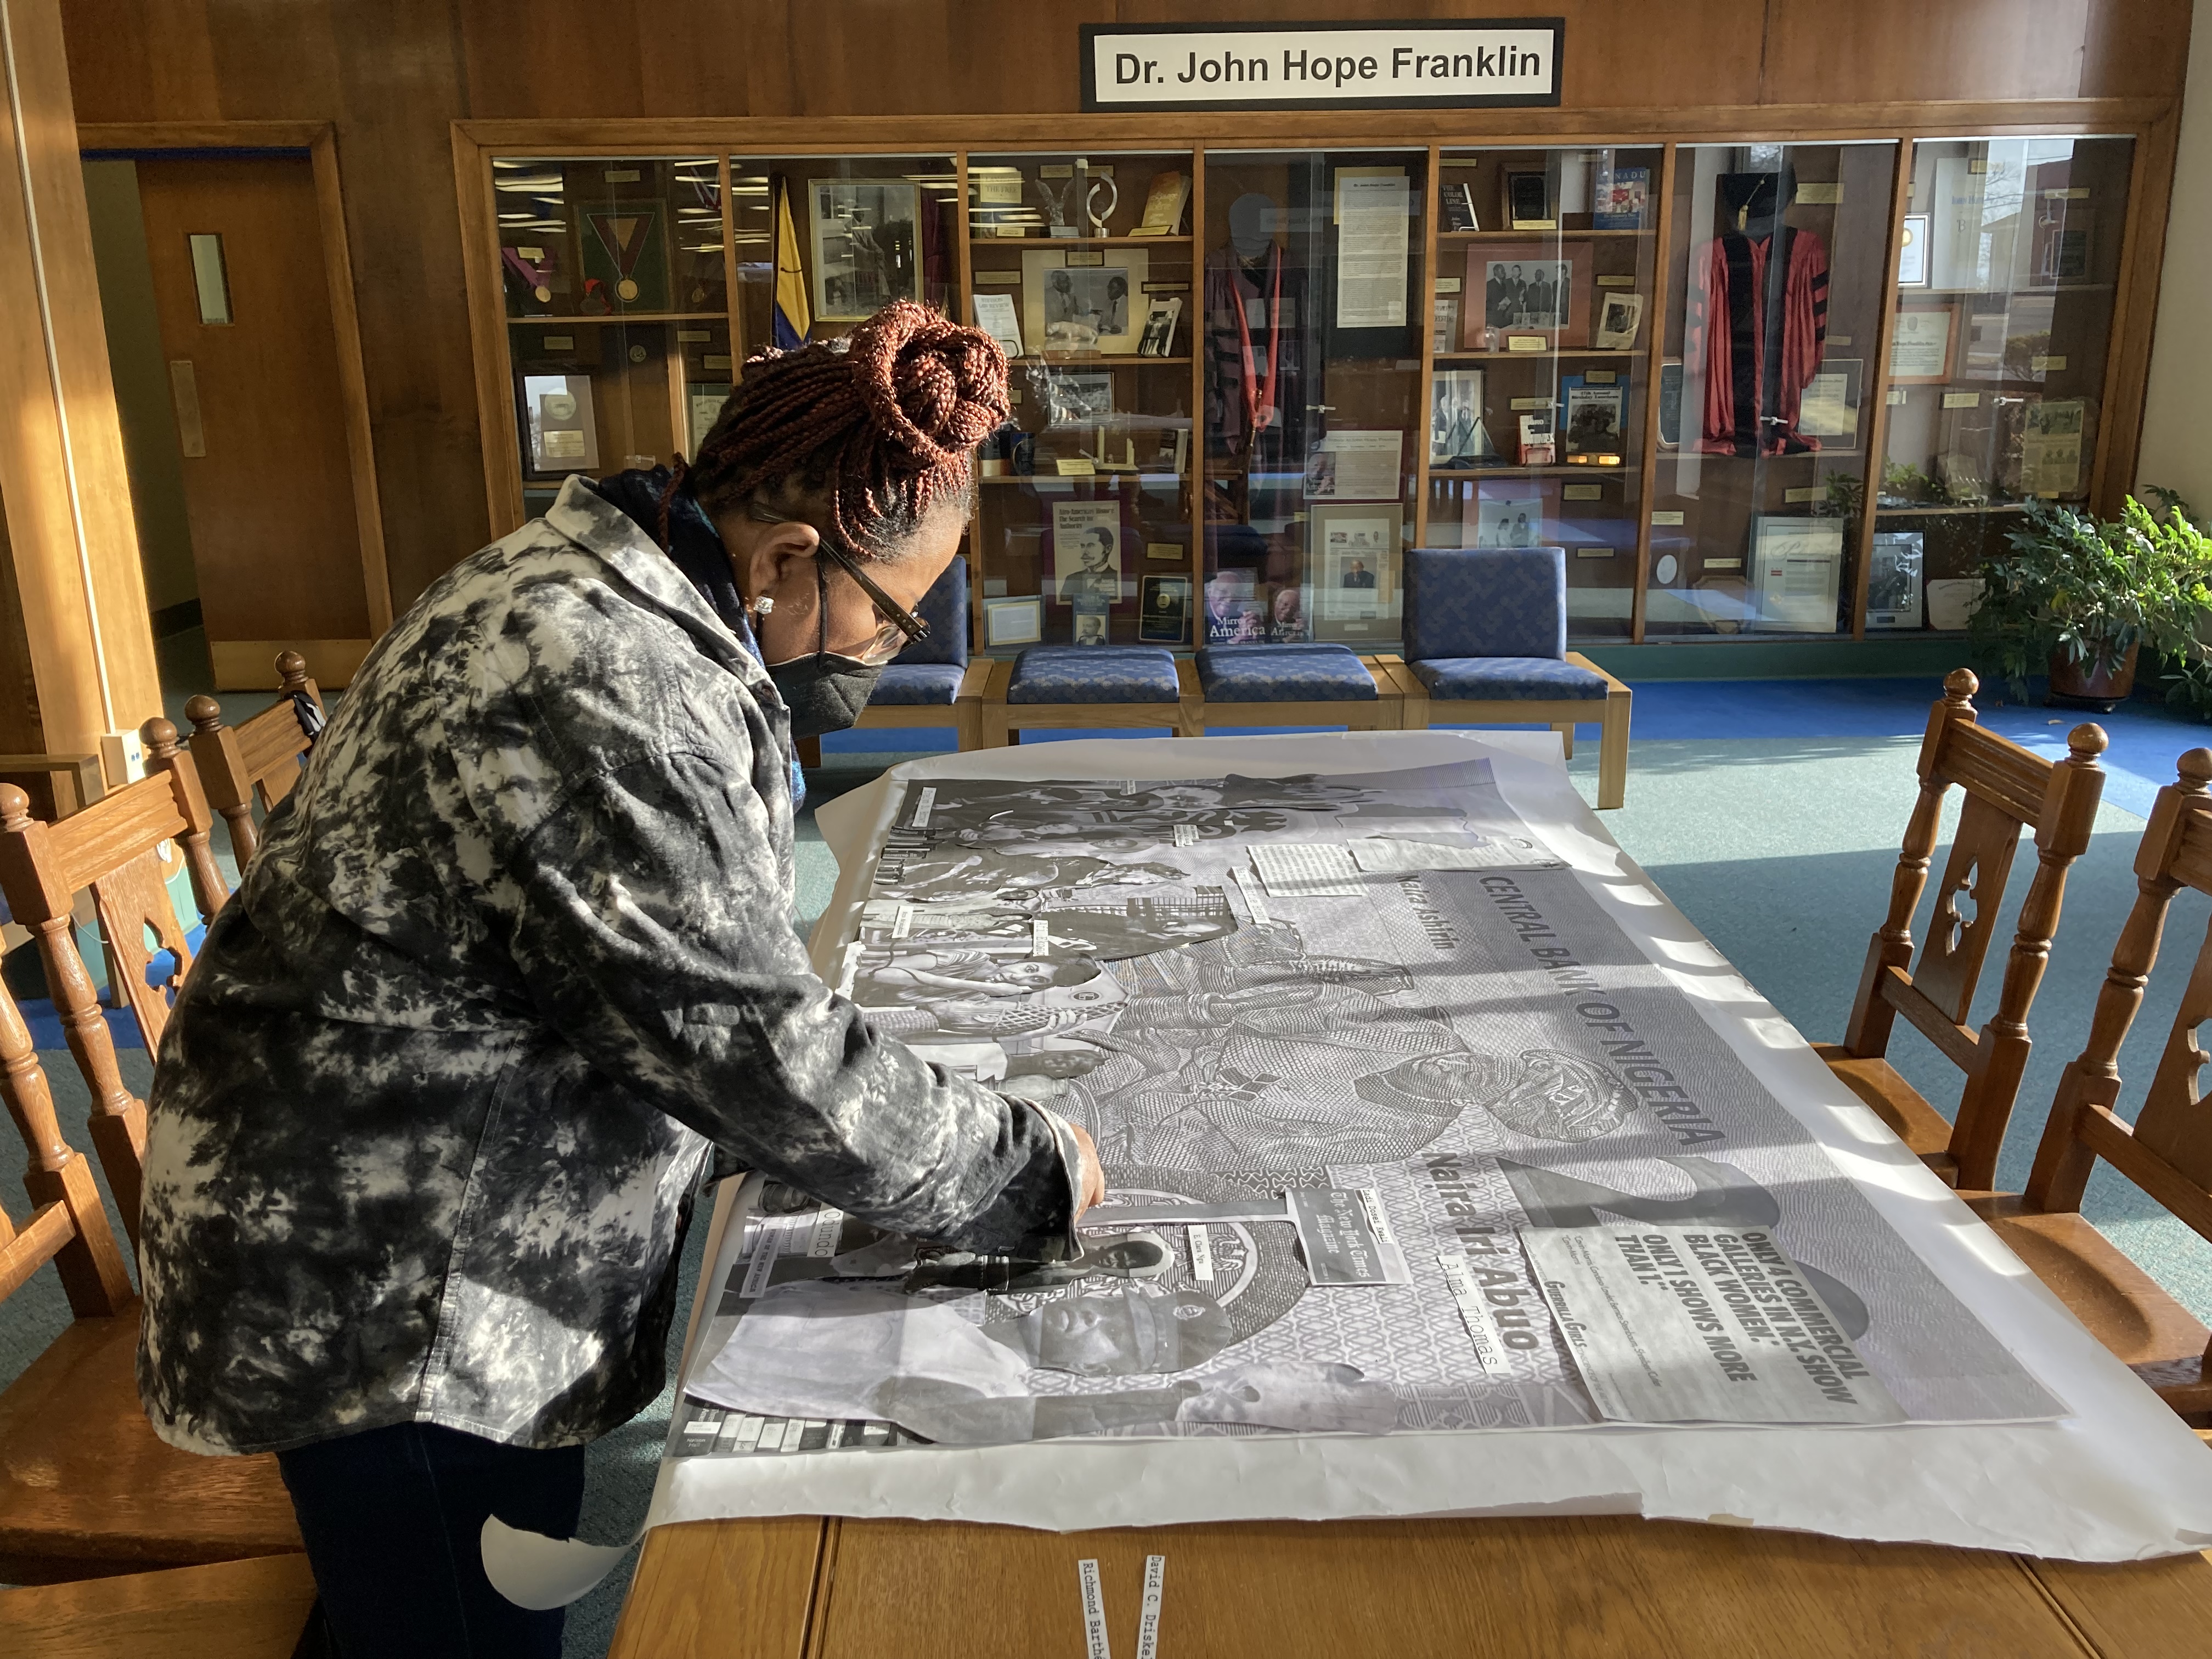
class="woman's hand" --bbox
[1068,1121,1107,1220]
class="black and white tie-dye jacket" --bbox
[137,475,1081,1456]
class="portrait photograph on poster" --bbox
[1138,574,1193,642]
[1465,242,1592,347]
[1429,369,1488,465]
[806,178,920,320]
[1024,248,1149,354]
[1591,291,1644,350]
[1307,505,1401,637]
[1052,501,1124,606]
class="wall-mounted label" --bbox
[1887,387,1908,404]
[1705,557,1742,571]
[1968,158,1988,174]
[1068,250,1107,267]
[1057,457,1097,476]
[2032,354,2067,373]
[1796,182,1843,204]
[676,329,710,342]
[517,246,544,261]
[1506,334,1548,352]
[1510,396,1553,410]
[603,168,641,183]
[1827,334,1853,347]
[703,354,732,370]
[1575,546,1612,556]
[1651,510,1685,526]
[1564,483,1603,501]
[1436,276,1462,294]
[1595,274,1636,287]
[1784,486,1822,503]
[976,270,1023,283]
[1943,391,1981,408]
[542,335,574,350]
[2045,187,2091,200]
[1142,281,1190,292]
[1082,21,1564,111]
[1584,369,1616,384]
[1039,165,1074,179]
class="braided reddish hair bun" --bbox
[675,300,1009,561]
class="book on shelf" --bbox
[1132,171,1191,236]
[1441,181,1480,233]
[1593,166,1649,230]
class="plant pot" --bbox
[2047,641,2139,704]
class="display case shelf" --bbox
[1432,465,1639,478]
[968,234,1193,248]
[507,313,731,325]
[1440,228,1651,240]
[1434,348,1643,360]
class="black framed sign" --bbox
[1081,19,1565,112]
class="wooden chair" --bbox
[0,719,230,1246]
[186,648,324,866]
[1812,670,2107,1192]
[1376,548,1634,809]
[0,970,302,1581]
[1963,748,2212,1419]
[978,647,1205,746]
[1187,644,1404,735]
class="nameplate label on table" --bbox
[1522,1225,1904,1424]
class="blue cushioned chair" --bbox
[1379,547,1633,808]
[1191,643,1401,733]
[843,556,988,753]
[979,645,1201,745]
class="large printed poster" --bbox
[678,761,2059,1460]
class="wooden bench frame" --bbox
[1375,651,1632,809]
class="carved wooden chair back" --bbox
[2025,749,2212,1271]
[1835,669,2107,1188]
[187,648,324,866]
[0,719,229,1246]
[0,975,133,1322]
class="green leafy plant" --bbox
[1966,492,2212,709]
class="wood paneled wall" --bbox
[59,0,2193,611]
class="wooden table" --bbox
[609,1511,2212,1658]
[609,735,2212,1657]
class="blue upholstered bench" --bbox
[979,645,1200,744]
[1378,546,1633,808]
[843,555,988,753]
[1192,643,1400,733]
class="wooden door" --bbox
[136,155,370,689]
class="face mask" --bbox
[759,555,887,738]
[768,652,883,738]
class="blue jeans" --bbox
[276,1420,586,1659]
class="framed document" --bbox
[1797,358,1863,451]
[971,292,1023,357]
[1138,574,1193,642]
[1023,247,1149,355]
[983,595,1043,647]
[1303,430,1402,502]
[522,374,599,475]
[1897,213,1931,287]
[807,178,922,321]
[1751,517,1846,633]
[1051,501,1123,607]
[1307,504,1401,640]
[1888,304,1956,385]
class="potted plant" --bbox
[1967,494,2212,708]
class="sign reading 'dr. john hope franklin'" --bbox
[1081,19,1564,112]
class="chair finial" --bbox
[140,716,180,759]
[276,650,308,692]
[2067,723,2109,763]
[2179,749,2212,795]
[184,693,223,733]
[1942,667,1979,706]
[0,783,31,831]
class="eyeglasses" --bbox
[747,506,930,665]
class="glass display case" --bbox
[1645,142,1899,640]
[1872,136,2132,634]
[495,155,728,519]
[1199,148,1427,650]
[1427,144,1663,640]
[964,150,1198,650]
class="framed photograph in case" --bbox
[1500,167,1553,229]
[983,595,1044,647]
[1465,241,1593,348]
[1138,574,1193,642]
[1430,369,1487,465]
[1559,375,1626,462]
[522,374,599,475]
[1888,304,1956,385]
[807,178,922,321]
[1897,213,1931,286]
[1866,531,1925,629]
[1023,247,1149,355]
[1307,504,1401,641]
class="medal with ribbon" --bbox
[587,210,657,305]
